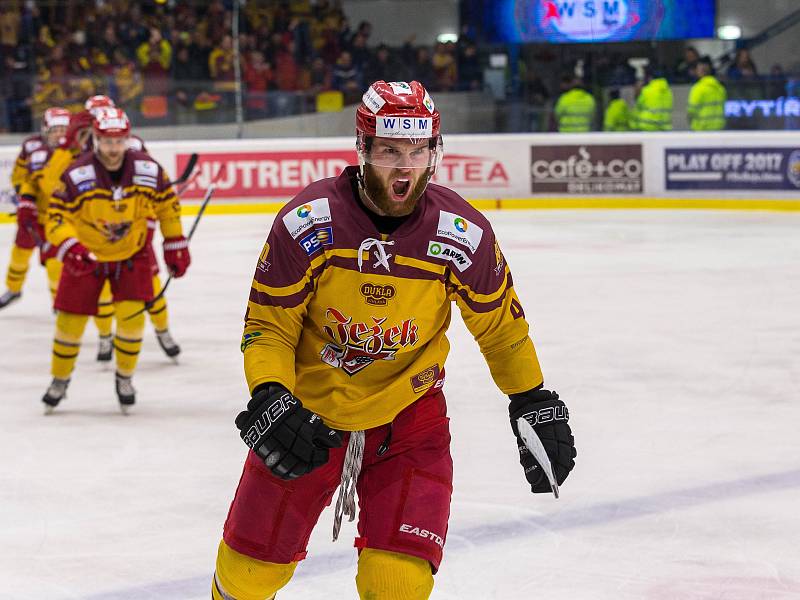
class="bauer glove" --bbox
[509,388,576,493]
[236,384,343,480]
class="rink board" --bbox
[2,131,800,222]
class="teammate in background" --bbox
[688,57,727,131]
[212,81,576,600]
[603,89,630,132]
[42,109,190,413]
[0,109,68,309]
[86,96,183,359]
[554,74,596,132]
[631,65,673,131]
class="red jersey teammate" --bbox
[213,81,577,599]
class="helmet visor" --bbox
[358,134,443,169]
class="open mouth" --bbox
[391,178,411,200]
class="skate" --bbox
[0,290,21,309]
[42,378,69,414]
[115,373,136,415]
[97,335,113,362]
[155,329,181,361]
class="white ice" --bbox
[1,210,799,599]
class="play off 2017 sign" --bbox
[176,150,356,199]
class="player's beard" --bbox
[362,164,431,217]
[97,149,125,171]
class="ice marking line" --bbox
[80,467,800,599]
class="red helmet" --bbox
[42,107,71,130]
[85,94,116,116]
[356,80,440,139]
[93,107,130,138]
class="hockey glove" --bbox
[57,238,97,277]
[60,110,94,150]
[16,197,38,229]
[236,384,343,480]
[163,236,191,278]
[509,388,576,493]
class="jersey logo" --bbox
[29,149,48,170]
[257,241,271,272]
[132,175,157,188]
[494,240,505,276]
[96,219,132,242]
[69,165,96,185]
[24,139,43,153]
[320,307,418,376]
[134,159,157,177]
[436,210,483,253]
[282,197,331,239]
[299,226,333,255]
[426,240,472,272]
[360,282,396,306]
[410,364,440,394]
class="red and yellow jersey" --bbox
[243,166,543,431]
[17,145,55,225]
[11,134,45,192]
[46,150,183,261]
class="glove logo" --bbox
[522,404,569,427]
[243,394,298,449]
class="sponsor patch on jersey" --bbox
[362,86,386,114]
[29,149,48,169]
[375,116,432,138]
[436,210,483,253]
[77,181,96,193]
[360,282,396,306]
[427,240,472,272]
[282,197,331,239]
[298,226,333,255]
[410,364,441,394]
[69,164,96,185]
[240,331,262,352]
[493,240,504,276]
[134,159,158,177]
[24,139,43,153]
[132,175,158,188]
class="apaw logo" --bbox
[453,217,468,233]
[297,204,312,218]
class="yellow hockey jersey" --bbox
[47,150,183,261]
[17,145,55,225]
[243,166,543,431]
[11,134,45,193]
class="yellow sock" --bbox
[113,301,145,377]
[6,244,34,293]
[356,549,434,600]
[213,540,295,600]
[93,281,114,337]
[147,274,169,332]
[52,311,89,379]
[45,258,62,300]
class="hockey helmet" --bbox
[93,107,131,138]
[42,107,71,131]
[85,94,116,117]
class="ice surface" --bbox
[1,210,799,599]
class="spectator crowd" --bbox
[0,0,483,132]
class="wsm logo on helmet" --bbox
[376,117,432,138]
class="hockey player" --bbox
[85,98,182,360]
[0,108,69,308]
[213,81,577,599]
[42,108,190,412]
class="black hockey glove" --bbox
[236,384,343,480]
[509,388,576,493]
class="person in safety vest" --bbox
[688,57,727,131]
[603,89,630,132]
[554,74,596,132]
[632,65,673,131]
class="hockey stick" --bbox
[123,164,223,321]
[169,153,198,188]
[517,417,560,499]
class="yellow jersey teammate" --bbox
[42,108,190,413]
